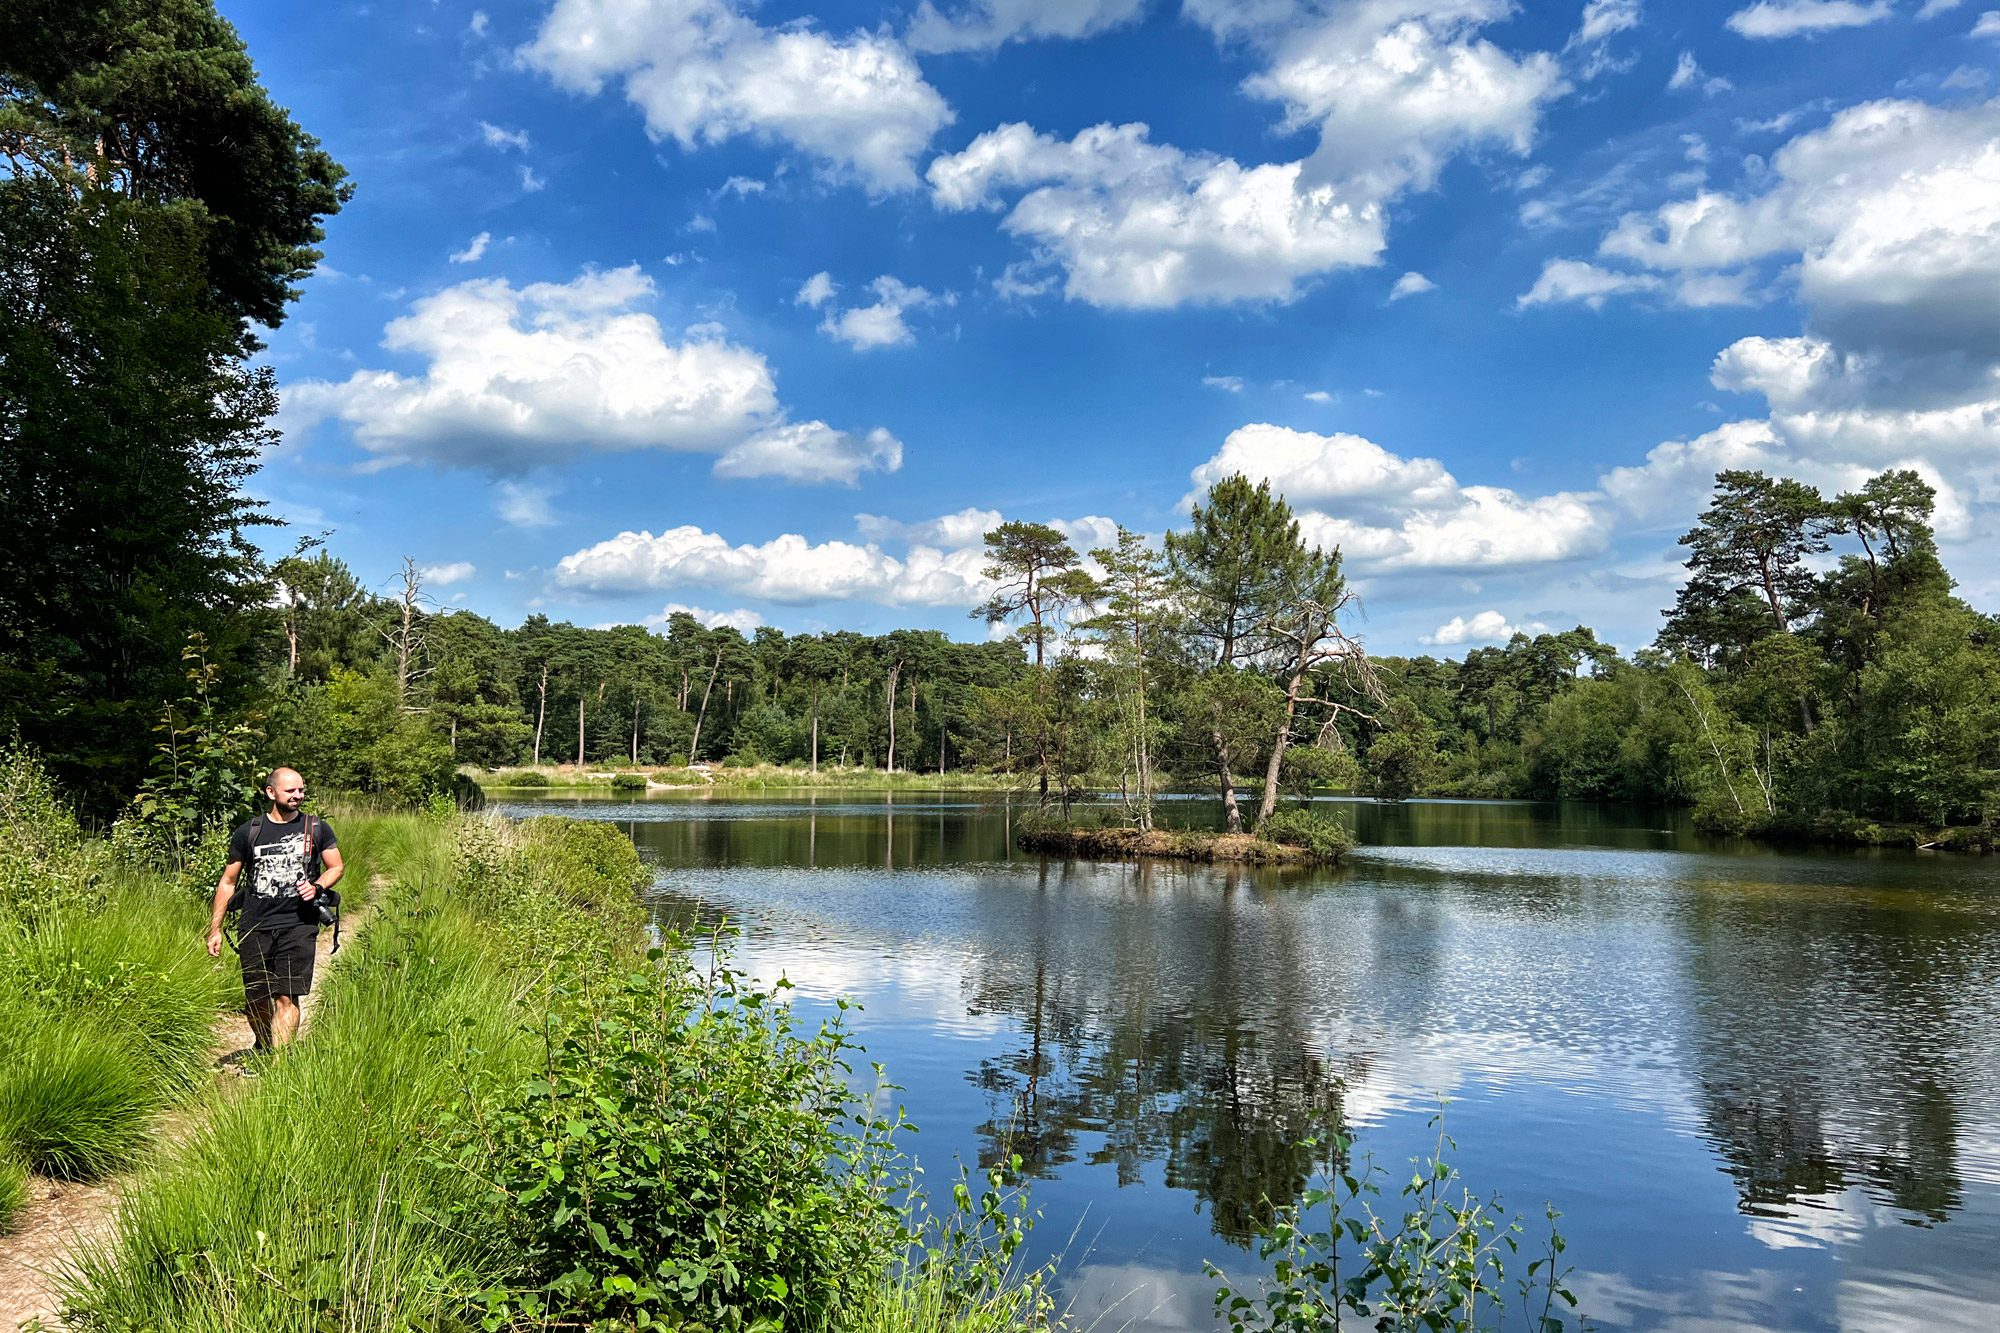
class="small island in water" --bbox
[1016,808,1355,867]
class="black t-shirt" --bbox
[226,813,338,931]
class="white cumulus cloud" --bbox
[556,506,1119,610]
[1667,51,1733,96]
[646,603,766,632]
[519,0,952,192]
[929,122,1386,307]
[1422,610,1547,645]
[1725,1,1892,39]
[478,121,530,151]
[1187,423,1609,572]
[448,231,491,264]
[817,276,938,350]
[907,0,1144,53]
[284,266,899,483]
[928,2,1566,308]
[554,526,991,605]
[713,423,904,485]
[420,561,478,586]
[1389,270,1437,299]
[795,271,837,307]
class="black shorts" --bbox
[240,922,318,1006]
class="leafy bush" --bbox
[1257,808,1357,863]
[1210,1109,1587,1333]
[265,668,456,806]
[0,744,111,916]
[610,771,647,790]
[497,769,551,786]
[129,634,266,870]
[439,940,902,1332]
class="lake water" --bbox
[496,789,2000,1333]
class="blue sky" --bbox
[237,0,2000,653]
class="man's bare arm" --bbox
[208,861,242,957]
[301,846,343,901]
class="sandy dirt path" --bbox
[0,899,374,1332]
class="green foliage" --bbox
[497,769,551,786]
[0,1152,26,1232]
[1856,595,2000,825]
[1258,809,1357,863]
[0,744,106,915]
[438,938,902,1331]
[129,634,265,867]
[0,174,277,804]
[0,1010,153,1179]
[266,668,456,807]
[610,771,647,790]
[1367,701,1442,803]
[0,0,351,332]
[0,747,243,1181]
[1209,1110,1589,1333]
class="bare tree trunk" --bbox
[577,692,585,767]
[885,661,902,772]
[1211,722,1244,835]
[688,646,723,765]
[533,665,548,767]
[450,714,457,756]
[631,689,641,764]
[386,556,430,712]
[811,683,820,774]
[1135,624,1151,830]
[1255,663,1307,830]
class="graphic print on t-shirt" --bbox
[249,830,309,900]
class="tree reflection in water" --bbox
[959,861,1370,1246]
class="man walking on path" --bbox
[207,768,344,1051]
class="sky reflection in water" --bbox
[499,790,2000,1333]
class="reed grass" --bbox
[58,813,611,1332]
[0,1153,25,1233]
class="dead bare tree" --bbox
[1251,557,1383,830]
[687,646,724,766]
[379,558,434,710]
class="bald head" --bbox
[265,768,306,817]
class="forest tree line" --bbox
[3,4,1995,844]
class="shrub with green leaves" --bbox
[1209,1109,1588,1333]
[1257,808,1357,863]
[437,939,903,1332]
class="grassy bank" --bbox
[58,804,1055,1333]
[0,751,252,1224]
[478,762,1037,792]
[1017,808,1356,867]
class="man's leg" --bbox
[270,995,302,1046]
[247,996,274,1049]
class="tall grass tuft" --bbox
[60,813,621,1332]
[0,1013,153,1179]
[0,1153,26,1232]
[0,747,240,1179]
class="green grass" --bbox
[0,1014,151,1180]
[59,813,633,1332]
[0,751,245,1181]
[0,1153,26,1233]
[60,808,1057,1333]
